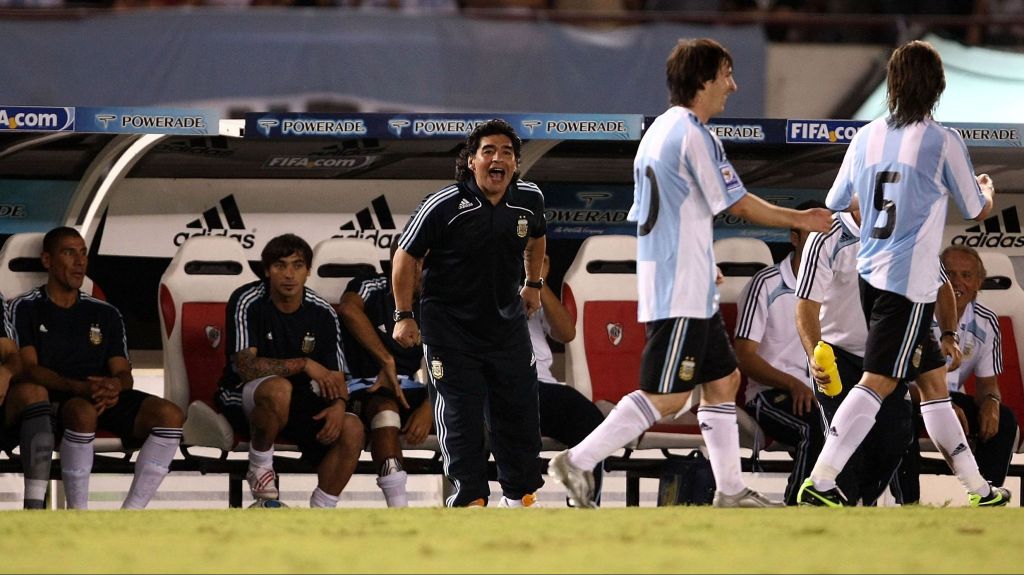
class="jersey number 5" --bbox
[638,166,660,236]
[871,171,899,240]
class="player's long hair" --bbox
[667,38,733,108]
[455,119,522,183]
[886,40,945,128]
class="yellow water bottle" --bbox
[813,341,843,397]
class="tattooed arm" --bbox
[232,347,314,382]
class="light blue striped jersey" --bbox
[826,117,986,303]
[628,106,747,321]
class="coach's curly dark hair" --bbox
[887,40,945,128]
[454,119,522,182]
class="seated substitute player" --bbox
[216,233,365,508]
[2,295,54,509]
[901,246,1019,500]
[529,255,606,507]
[734,202,823,506]
[337,244,431,509]
[9,226,184,510]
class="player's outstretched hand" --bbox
[801,207,833,233]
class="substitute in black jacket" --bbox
[392,119,546,507]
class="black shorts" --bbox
[639,313,737,395]
[349,386,429,427]
[221,382,334,466]
[859,278,945,380]
[52,389,151,449]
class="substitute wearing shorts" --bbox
[9,286,153,447]
[216,280,348,465]
[341,273,428,422]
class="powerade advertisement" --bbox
[0,180,78,234]
[245,113,642,141]
[75,107,218,135]
[540,183,826,242]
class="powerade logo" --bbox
[280,118,367,137]
[707,123,765,142]
[0,107,74,131]
[951,206,1024,248]
[785,120,863,144]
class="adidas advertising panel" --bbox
[97,180,431,259]
[945,199,1024,256]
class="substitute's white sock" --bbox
[123,428,182,510]
[921,398,990,496]
[249,445,274,470]
[810,385,882,491]
[310,486,340,509]
[568,391,661,471]
[377,470,409,508]
[60,430,95,510]
[697,403,744,496]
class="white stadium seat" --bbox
[713,237,784,453]
[0,232,98,301]
[306,237,382,310]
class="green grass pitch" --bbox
[2,506,1022,573]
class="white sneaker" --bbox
[712,488,784,508]
[547,450,596,509]
[498,493,539,508]
[246,466,279,500]
[248,498,289,509]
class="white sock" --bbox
[921,398,990,496]
[60,430,95,510]
[697,403,745,496]
[310,486,339,509]
[122,428,182,510]
[377,470,409,508]
[810,385,881,491]
[249,446,274,470]
[25,479,48,505]
[20,401,54,509]
[568,391,661,471]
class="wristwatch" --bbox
[393,310,416,322]
[940,330,960,345]
[524,278,544,289]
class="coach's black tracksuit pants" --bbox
[426,337,543,507]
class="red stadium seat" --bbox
[562,234,705,450]
[158,236,264,453]
[974,251,1024,453]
